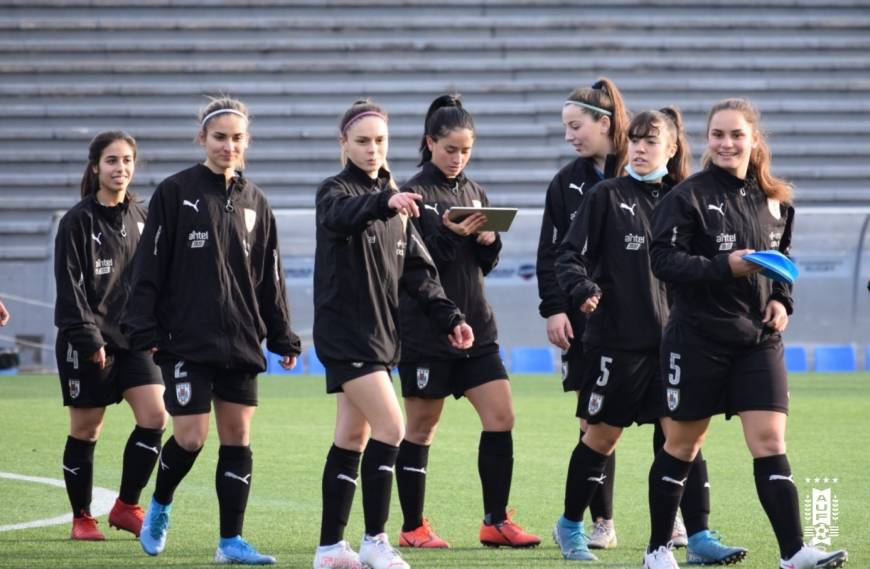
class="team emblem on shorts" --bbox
[176,382,192,406]
[667,388,680,411]
[416,367,430,389]
[68,379,80,399]
[588,393,604,415]
[244,208,257,233]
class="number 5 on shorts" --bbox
[596,356,613,387]
[668,352,681,386]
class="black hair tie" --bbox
[591,80,604,90]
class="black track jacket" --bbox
[555,175,670,351]
[313,162,464,367]
[55,194,147,354]
[649,165,795,347]
[123,164,301,372]
[399,162,501,361]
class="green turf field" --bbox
[0,372,866,568]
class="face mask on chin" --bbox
[626,163,669,183]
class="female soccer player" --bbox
[645,98,848,569]
[54,131,166,540]
[124,97,301,565]
[312,99,474,569]
[536,77,630,548]
[553,108,745,565]
[395,94,540,550]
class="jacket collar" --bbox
[708,163,749,191]
[195,163,245,193]
[421,161,466,189]
[343,160,391,190]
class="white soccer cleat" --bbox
[313,540,362,569]
[780,545,848,569]
[587,518,617,549]
[644,544,681,569]
[359,533,410,569]
[671,513,688,548]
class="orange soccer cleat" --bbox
[399,518,450,548]
[108,498,145,537]
[479,510,541,548]
[71,511,106,541]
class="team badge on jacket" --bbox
[667,388,680,411]
[68,379,80,399]
[416,367,430,389]
[588,392,604,415]
[244,208,256,233]
[176,382,191,406]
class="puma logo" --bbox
[402,466,427,475]
[378,465,395,473]
[159,458,169,471]
[62,465,80,476]
[182,199,200,212]
[92,232,102,246]
[337,473,358,485]
[224,471,252,485]
[587,473,607,485]
[707,203,725,216]
[662,476,688,487]
[569,183,585,195]
[423,203,440,216]
[769,474,795,484]
[135,442,159,455]
[619,203,637,216]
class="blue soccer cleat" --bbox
[686,529,748,565]
[552,516,598,561]
[139,497,171,556]
[215,535,276,565]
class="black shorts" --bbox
[660,320,789,421]
[324,361,392,394]
[56,338,163,408]
[577,346,663,427]
[560,343,585,392]
[157,358,258,416]
[398,351,508,400]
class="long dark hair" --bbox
[566,77,630,174]
[79,130,138,199]
[701,98,793,203]
[627,106,691,184]
[418,93,475,166]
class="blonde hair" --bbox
[701,98,793,203]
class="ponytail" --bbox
[79,130,137,199]
[566,76,630,173]
[418,93,475,166]
[701,98,793,203]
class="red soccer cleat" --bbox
[71,511,105,541]
[479,510,541,548]
[399,518,450,548]
[108,498,145,537]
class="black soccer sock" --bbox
[754,454,804,559]
[479,430,513,525]
[320,445,362,546]
[361,439,399,537]
[589,449,615,520]
[63,436,96,517]
[564,441,610,523]
[396,440,430,532]
[681,451,710,537]
[216,445,253,538]
[119,426,164,505]
[153,436,201,505]
[648,449,693,550]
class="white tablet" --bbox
[446,207,518,232]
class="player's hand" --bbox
[580,294,601,314]
[0,301,9,326]
[91,347,107,369]
[443,211,487,236]
[762,300,789,332]
[279,355,297,370]
[388,192,422,218]
[729,249,762,277]
[546,313,574,350]
[476,231,496,246]
[448,322,474,349]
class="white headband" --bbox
[563,100,612,117]
[201,108,248,126]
